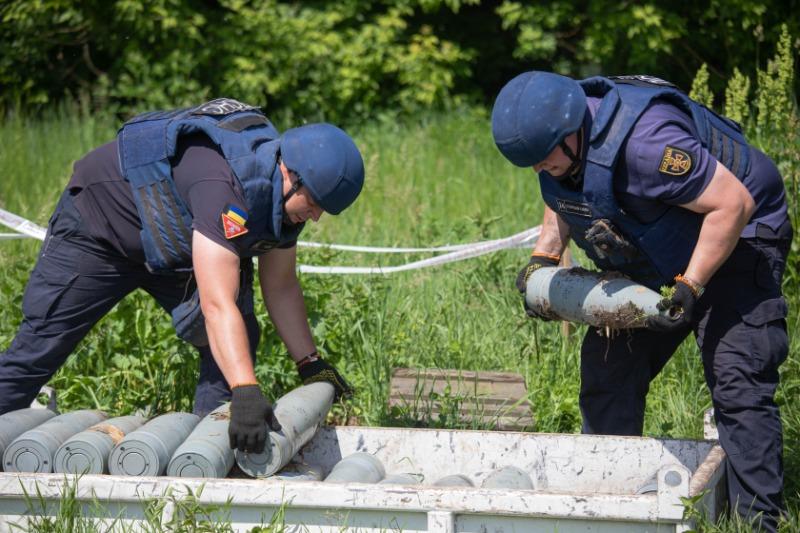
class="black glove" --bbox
[516,253,560,320]
[584,219,638,260]
[646,278,700,332]
[229,384,282,454]
[515,253,560,293]
[297,354,354,401]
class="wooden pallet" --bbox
[388,368,534,431]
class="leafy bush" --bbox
[1,0,796,120]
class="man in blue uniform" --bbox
[0,98,363,455]
[492,73,791,531]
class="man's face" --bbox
[533,132,580,179]
[280,161,324,224]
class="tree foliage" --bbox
[0,0,797,121]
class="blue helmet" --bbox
[280,123,365,215]
[491,71,586,167]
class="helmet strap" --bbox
[559,128,583,178]
[554,127,585,189]
[282,177,304,206]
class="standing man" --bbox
[0,98,363,455]
[492,73,791,531]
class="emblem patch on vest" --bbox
[556,199,592,218]
[221,204,249,239]
[659,146,693,176]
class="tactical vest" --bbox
[118,98,304,273]
[540,76,751,290]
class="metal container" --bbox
[235,382,334,478]
[525,266,674,328]
[324,452,385,484]
[109,412,199,476]
[3,410,106,473]
[432,474,474,487]
[481,465,535,490]
[167,404,233,478]
[0,427,727,532]
[53,416,146,475]
[0,409,57,469]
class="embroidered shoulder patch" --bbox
[659,146,693,176]
[221,204,249,239]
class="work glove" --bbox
[229,384,282,454]
[516,253,560,320]
[297,353,354,401]
[515,253,560,293]
[584,219,638,260]
[646,276,702,332]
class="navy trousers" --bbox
[580,222,792,532]
[0,189,259,418]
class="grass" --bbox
[0,104,798,531]
[14,476,290,532]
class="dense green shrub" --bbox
[1,0,796,120]
[0,0,476,122]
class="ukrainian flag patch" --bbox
[221,204,249,239]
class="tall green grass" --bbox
[1,104,798,531]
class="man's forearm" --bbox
[204,302,257,386]
[684,207,749,286]
[533,205,571,257]
[263,279,316,362]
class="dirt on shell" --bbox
[588,301,648,329]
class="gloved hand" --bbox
[229,384,282,453]
[584,219,638,260]
[297,354,354,401]
[515,253,560,293]
[516,253,560,320]
[646,276,701,332]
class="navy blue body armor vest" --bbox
[118,98,303,273]
[540,76,751,290]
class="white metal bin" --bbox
[0,425,726,532]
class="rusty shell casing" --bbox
[54,415,146,475]
[324,452,385,484]
[167,403,233,478]
[235,382,335,478]
[109,412,199,476]
[0,408,58,469]
[3,410,107,473]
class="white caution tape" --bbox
[0,207,540,274]
[297,227,540,274]
[0,208,47,241]
[299,241,487,253]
